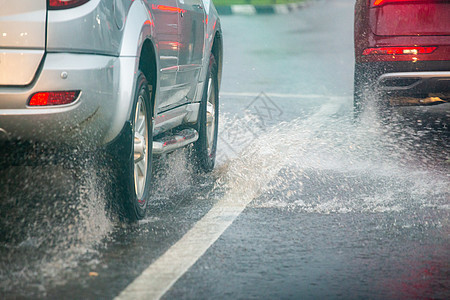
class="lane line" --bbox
[116,97,345,300]
[220,91,347,99]
[115,195,253,300]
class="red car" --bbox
[354,0,450,118]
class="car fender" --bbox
[105,0,160,144]
[120,0,154,57]
[197,10,223,101]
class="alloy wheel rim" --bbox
[133,95,148,202]
[205,76,216,157]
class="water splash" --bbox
[0,163,113,296]
[216,96,449,217]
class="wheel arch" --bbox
[103,1,160,155]
[119,0,154,57]
[118,0,160,120]
[138,39,158,119]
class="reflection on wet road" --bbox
[1,0,448,298]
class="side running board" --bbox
[152,128,199,155]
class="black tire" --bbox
[108,72,153,221]
[353,63,370,119]
[354,63,393,121]
[192,54,219,172]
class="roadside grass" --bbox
[213,0,304,6]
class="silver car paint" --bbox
[113,0,129,30]
[0,54,122,146]
[47,0,122,56]
[0,0,47,85]
[0,0,222,147]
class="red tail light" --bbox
[48,0,90,10]
[362,46,437,55]
[374,0,409,5]
[373,0,442,6]
[29,91,80,106]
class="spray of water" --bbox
[0,162,113,296]
[215,96,448,217]
[0,95,447,296]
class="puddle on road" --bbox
[216,96,448,217]
[210,96,448,299]
[0,163,113,296]
[0,149,215,297]
[0,95,448,297]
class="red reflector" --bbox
[29,91,80,106]
[48,0,90,10]
[362,47,437,56]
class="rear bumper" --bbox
[0,53,137,148]
[356,61,450,97]
[377,71,450,97]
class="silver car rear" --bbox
[0,1,129,146]
[0,0,47,86]
[0,0,223,220]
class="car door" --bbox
[176,0,206,102]
[151,0,182,111]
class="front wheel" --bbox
[192,54,219,172]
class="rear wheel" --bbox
[353,63,370,119]
[110,72,152,221]
[353,63,390,120]
[192,54,219,172]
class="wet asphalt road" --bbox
[1,0,449,299]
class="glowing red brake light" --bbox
[48,0,90,10]
[373,0,438,6]
[362,47,437,55]
[29,91,80,106]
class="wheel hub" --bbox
[133,95,148,201]
[206,77,216,156]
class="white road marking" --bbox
[115,195,253,300]
[221,91,347,99]
[116,94,345,300]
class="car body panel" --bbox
[113,0,129,30]
[0,0,222,147]
[151,0,184,111]
[0,0,47,85]
[355,0,450,63]
[47,0,122,56]
[176,0,206,105]
[370,2,450,36]
[0,53,122,146]
[0,50,44,86]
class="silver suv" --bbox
[0,0,223,220]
